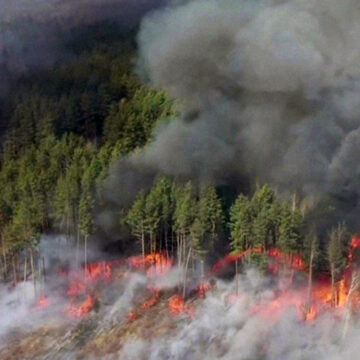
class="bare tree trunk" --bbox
[305,247,314,318]
[235,259,239,295]
[1,236,7,280]
[149,232,153,255]
[153,232,156,254]
[84,235,88,280]
[183,234,186,269]
[165,226,169,259]
[141,230,145,261]
[330,263,336,307]
[12,255,17,286]
[343,269,360,340]
[42,256,46,293]
[76,224,81,268]
[183,247,192,299]
[23,250,27,283]
[177,233,181,266]
[30,248,36,294]
[38,252,44,295]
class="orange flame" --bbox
[212,247,305,274]
[34,296,50,310]
[168,295,195,319]
[86,261,112,280]
[129,253,173,277]
[141,288,160,310]
[65,295,96,318]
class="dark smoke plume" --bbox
[134,0,360,210]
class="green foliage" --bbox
[246,253,269,273]
[192,184,224,259]
[278,204,304,255]
[230,185,304,256]
[230,194,254,252]
[173,182,196,236]
[0,43,175,258]
[125,190,147,240]
[103,86,175,152]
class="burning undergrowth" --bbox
[1,236,360,359]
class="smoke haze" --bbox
[119,270,360,360]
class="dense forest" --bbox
[0,28,353,309]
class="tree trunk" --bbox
[306,247,314,318]
[141,230,145,261]
[42,256,46,289]
[75,226,80,268]
[30,248,36,294]
[330,263,336,307]
[12,255,17,286]
[183,234,186,269]
[84,235,88,280]
[165,225,169,259]
[343,268,360,340]
[177,233,181,266]
[183,247,192,299]
[235,259,239,295]
[1,236,7,280]
[23,250,27,283]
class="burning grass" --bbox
[3,239,360,359]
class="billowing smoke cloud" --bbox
[135,0,360,206]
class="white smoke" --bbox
[119,269,360,360]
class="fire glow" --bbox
[34,236,360,325]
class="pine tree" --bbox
[79,188,95,271]
[144,183,162,254]
[125,190,147,259]
[229,194,253,252]
[278,203,304,260]
[173,182,196,265]
[251,185,277,249]
[192,184,224,272]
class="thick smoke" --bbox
[135,0,360,205]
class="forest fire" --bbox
[210,235,360,323]
[31,235,360,327]
[33,253,175,319]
